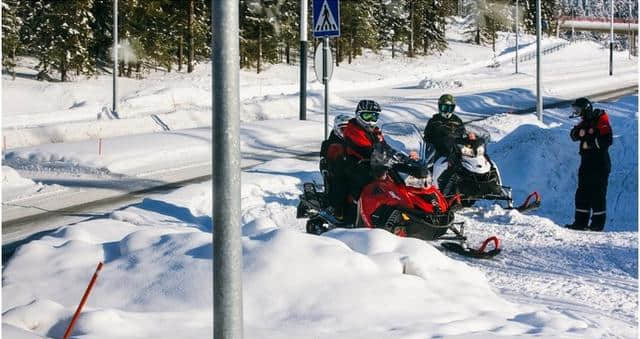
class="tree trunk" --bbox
[409,0,414,57]
[188,0,195,73]
[423,37,428,54]
[492,33,495,52]
[178,35,183,71]
[475,27,480,45]
[348,35,353,64]
[127,63,132,77]
[392,35,396,58]
[335,38,340,67]
[60,57,67,82]
[257,24,262,74]
[286,41,290,64]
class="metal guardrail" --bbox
[510,42,570,64]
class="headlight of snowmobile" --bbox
[405,175,428,188]
[476,145,485,156]
[459,145,474,157]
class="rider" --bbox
[320,114,351,217]
[424,94,464,189]
[343,100,385,205]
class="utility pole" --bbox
[515,0,519,73]
[112,0,118,116]
[536,0,542,121]
[212,0,243,338]
[610,0,614,76]
[300,0,308,120]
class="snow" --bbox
[2,18,637,339]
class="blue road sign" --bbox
[312,0,340,38]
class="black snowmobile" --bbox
[427,124,540,212]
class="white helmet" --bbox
[355,99,381,131]
[333,114,351,139]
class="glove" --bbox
[570,126,581,141]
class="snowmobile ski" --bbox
[441,236,501,259]
[509,191,541,213]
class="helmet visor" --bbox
[359,111,379,122]
[439,103,455,114]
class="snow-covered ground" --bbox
[2,18,637,338]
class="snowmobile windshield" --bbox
[380,122,430,188]
[381,122,427,166]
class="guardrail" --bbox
[510,42,570,64]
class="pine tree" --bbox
[378,0,409,58]
[2,0,23,78]
[414,0,448,55]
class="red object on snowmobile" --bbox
[358,175,450,228]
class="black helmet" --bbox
[571,97,594,120]
[355,99,381,130]
[438,94,456,118]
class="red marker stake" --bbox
[63,262,104,339]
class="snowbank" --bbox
[4,159,609,338]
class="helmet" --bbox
[332,114,351,139]
[355,99,381,130]
[571,97,594,120]
[438,94,456,119]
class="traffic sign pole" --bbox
[323,37,329,140]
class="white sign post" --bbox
[312,0,340,140]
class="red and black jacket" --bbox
[570,109,613,157]
[343,119,384,161]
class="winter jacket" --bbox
[424,113,465,158]
[343,119,384,161]
[570,109,612,171]
[570,110,612,155]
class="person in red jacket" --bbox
[566,97,613,231]
[341,100,385,204]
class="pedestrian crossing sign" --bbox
[313,0,340,38]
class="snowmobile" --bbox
[297,122,501,259]
[428,124,540,212]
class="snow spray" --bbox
[63,262,104,339]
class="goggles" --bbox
[359,111,380,122]
[439,103,455,114]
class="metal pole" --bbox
[323,37,329,140]
[212,0,243,338]
[536,0,542,121]
[113,0,118,115]
[515,0,519,74]
[629,0,632,59]
[610,0,614,75]
[300,0,308,120]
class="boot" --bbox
[589,211,606,231]
[566,210,589,230]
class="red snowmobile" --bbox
[297,122,501,259]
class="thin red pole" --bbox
[63,262,104,339]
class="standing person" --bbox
[566,98,613,231]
